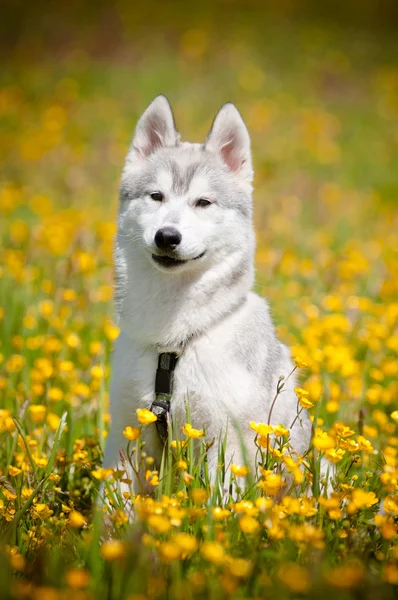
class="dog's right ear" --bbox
[130,95,179,159]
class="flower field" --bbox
[1,8,398,599]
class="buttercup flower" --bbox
[68,511,87,528]
[250,421,273,436]
[182,423,204,438]
[312,429,336,450]
[123,426,140,440]
[325,448,345,463]
[231,464,250,477]
[201,542,226,565]
[294,357,308,368]
[136,408,157,425]
[101,540,126,561]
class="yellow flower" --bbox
[255,497,273,512]
[123,426,140,440]
[104,321,119,341]
[339,437,359,452]
[0,409,15,432]
[147,515,171,534]
[90,365,103,379]
[312,429,336,450]
[48,387,63,402]
[363,425,378,438]
[9,553,25,572]
[100,540,126,561]
[326,400,340,413]
[391,410,398,422]
[21,487,34,499]
[383,564,398,585]
[376,517,397,540]
[289,524,325,548]
[227,557,253,578]
[171,440,188,451]
[230,464,249,477]
[136,408,157,425]
[257,473,285,496]
[239,515,260,534]
[33,504,54,520]
[299,396,314,409]
[232,500,258,516]
[35,456,49,468]
[28,404,47,424]
[294,387,309,400]
[323,563,364,589]
[294,357,308,368]
[356,435,374,453]
[332,422,355,437]
[212,507,230,520]
[113,509,129,527]
[145,470,159,486]
[8,466,22,476]
[68,511,87,528]
[257,435,270,449]
[40,300,54,317]
[91,468,114,481]
[272,424,289,436]
[347,489,378,513]
[47,413,61,431]
[278,563,311,593]
[158,541,181,563]
[383,495,398,514]
[65,568,90,589]
[190,488,208,505]
[65,333,80,348]
[250,421,273,436]
[325,448,345,463]
[172,533,198,555]
[328,508,343,520]
[182,423,204,438]
[201,541,226,565]
[183,472,194,485]
[168,505,186,526]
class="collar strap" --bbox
[155,352,179,396]
[151,352,179,445]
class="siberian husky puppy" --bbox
[104,95,310,490]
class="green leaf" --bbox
[43,411,68,479]
[12,416,37,474]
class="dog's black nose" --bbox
[155,227,182,250]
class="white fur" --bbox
[104,96,311,492]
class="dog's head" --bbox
[119,95,255,274]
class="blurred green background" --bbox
[1,0,398,212]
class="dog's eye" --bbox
[150,192,164,202]
[196,198,212,208]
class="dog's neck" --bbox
[117,246,254,351]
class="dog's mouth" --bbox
[151,252,205,268]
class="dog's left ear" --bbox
[205,103,253,182]
[131,95,179,159]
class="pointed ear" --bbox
[131,95,179,158]
[205,103,253,182]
